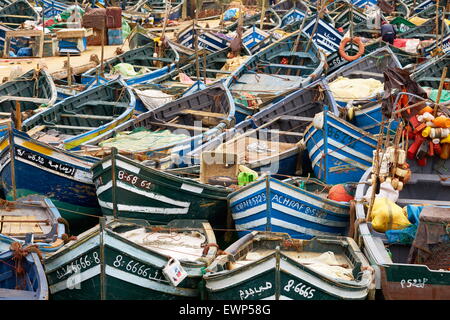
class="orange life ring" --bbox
[339,37,365,62]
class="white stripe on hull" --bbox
[50,264,101,294]
[96,180,190,208]
[98,199,189,215]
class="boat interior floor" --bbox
[0,205,54,237]
[231,73,305,96]
[229,249,354,281]
[117,227,207,263]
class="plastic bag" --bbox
[370,197,412,233]
[122,18,131,40]
[385,205,423,244]
[223,8,239,21]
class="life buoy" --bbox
[339,37,365,62]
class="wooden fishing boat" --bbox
[21,78,136,151]
[332,4,367,31]
[228,176,350,239]
[204,232,374,300]
[91,152,232,230]
[271,0,309,16]
[422,32,450,57]
[354,159,450,299]
[280,8,307,28]
[131,0,185,22]
[177,23,233,53]
[302,17,342,55]
[226,8,282,33]
[79,82,235,167]
[0,68,57,129]
[0,129,100,234]
[44,219,218,300]
[225,30,325,122]
[326,46,402,116]
[0,195,66,254]
[0,242,48,300]
[0,0,38,29]
[36,0,69,18]
[303,109,378,185]
[81,43,180,86]
[188,79,337,175]
[411,52,450,89]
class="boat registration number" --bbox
[117,170,152,189]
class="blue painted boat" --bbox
[21,78,135,151]
[302,18,342,55]
[0,243,48,300]
[0,195,66,255]
[78,82,236,169]
[36,0,69,18]
[229,176,350,239]
[326,47,402,134]
[280,8,306,28]
[303,108,378,185]
[226,8,282,33]
[133,0,185,22]
[188,79,336,174]
[81,43,180,86]
[242,25,271,51]
[225,30,325,123]
[0,129,100,234]
[177,24,232,53]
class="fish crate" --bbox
[108,28,123,45]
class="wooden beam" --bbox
[179,109,226,118]
[148,121,209,132]
[26,125,46,136]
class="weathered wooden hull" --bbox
[0,129,100,234]
[178,25,232,53]
[44,220,215,300]
[91,153,231,228]
[304,110,377,184]
[229,176,350,239]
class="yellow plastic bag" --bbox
[370,197,411,233]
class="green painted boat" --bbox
[44,219,218,300]
[204,232,374,300]
[0,68,57,123]
[354,156,450,300]
[411,52,450,89]
[91,152,232,233]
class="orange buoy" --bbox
[339,37,365,62]
[328,184,355,202]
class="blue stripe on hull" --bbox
[230,177,349,239]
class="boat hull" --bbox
[229,177,349,239]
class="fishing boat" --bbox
[0,68,57,128]
[36,0,69,18]
[326,47,402,105]
[225,30,325,122]
[411,52,450,89]
[81,43,180,86]
[132,0,185,22]
[189,79,336,175]
[0,195,66,254]
[272,0,309,16]
[226,8,282,33]
[0,240,48,300]
[0,129,100,234]
[228,176,350,239]
[303,108,378,185]
[302,17,343,55]
[177,23,233,53]
[80,82,235,166]
[91,152,232,231]
[204,232,374,300]
[21,78,136,151]
[0,0,38,29]
[44,219,218,300]
[280,8,307,28]
[354,161,450,299]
